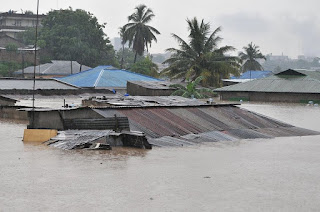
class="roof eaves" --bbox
[53,78,80,89]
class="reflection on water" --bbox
[1,104,320,211]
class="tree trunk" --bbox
[134,51,138,63]
[120,45,124,69]
[70,60,73,74]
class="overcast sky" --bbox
[3,0,320,58]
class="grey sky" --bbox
[3,0,320,58]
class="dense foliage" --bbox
[170,76,216,98]
[39,8,117,67]
[0,61,31,77]
[116,48,144,69]
[129,56,159,77]
[162,17,240,87]
[239,42,266,72]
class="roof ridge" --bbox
[94,69,105,87]
[42,63,54,74]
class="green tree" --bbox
[5,43,18,52]
[162,17,240,87]
[170,76,216,98]
[129,56,159,77]
[122,4,160,63]
[40,8,116,67]
[116,47,144,69]
[239,42,266,72]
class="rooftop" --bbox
[230,70,273,80]
[216,69,320,93]
[84,95,212,107]
[14,60,91,76]
[56,66,162,88]
[0,78,79,90]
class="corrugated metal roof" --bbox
[216,69,320,93]
[87,96,208,107]
[57,66,161,88]
[94,106,297,139]
[46,130,112,150]
[231,70,273,79]
[14,60,91,75]
[0,78,79,90]
[40,105,320,148]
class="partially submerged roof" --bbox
[14,60,91,76]
[86,96,210,107]
[0,78,79,90]
[216,69,320,93]
[56,66,162,88]
[93,105,319,146]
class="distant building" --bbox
[0,11,46,39]
[215,69,320,103]
[0,11,46,64]
[267,54,289,61]
[111,37,128,51]
[14,60,91,78]
[0,34,25,48]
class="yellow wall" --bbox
[23,129,57,143]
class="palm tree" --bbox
[239,42,266,72]
[170,76,216,98]
[162,17,240,87]
[122,4,160,63]
[119,26,126,69]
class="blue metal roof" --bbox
[231,70,273,79]
[56,66,161,88]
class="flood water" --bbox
[1,103,320,211]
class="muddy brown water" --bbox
[1,103,320,211]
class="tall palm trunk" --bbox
[120,45,124,69]
[134,51,138,63]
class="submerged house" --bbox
[215,69,320,103]
[56,66,162,91]
[25,96,319,150]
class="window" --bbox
[14,20,22,26]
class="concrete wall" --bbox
[28,108,104,130]
[219,91,320,103]
[59,108,104,120]
[127,81,175,96]
[0,106,28,120]
[29,111,64,130]
[0,99,15,106]
[0,49,37,64]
